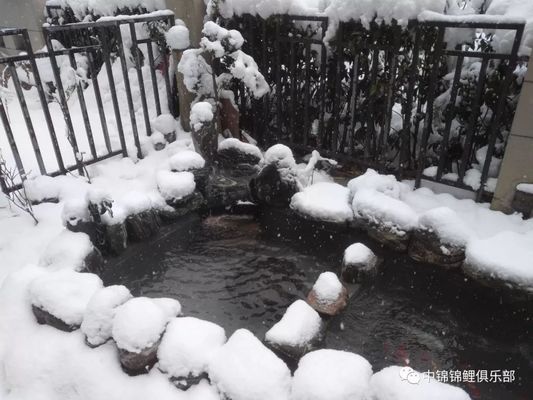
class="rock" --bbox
[250,164,299,207]
[164,131,177,144]
[354,217,411,252]
[265,300,324,361]
[166,190,205,212]
[82,247,106,275]
[408,229,465,269]
[104,222,128,255]
[118,338,162,376]
[217,138,262,177]
[126,210,160,242]
[306,272,349,316]
[32,305,78,332]
[192,167,210,194]
[341,243,381,283]
[66,220,102,248]
[205,174,251,209]
[512,185,533,218]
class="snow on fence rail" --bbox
[221,13,529,202]
[0,12,176,192]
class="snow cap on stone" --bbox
[158,317,226,378]
[190,102,214,131]
[81,285,132,346]
[166,25,190,50]
[152,113,177,135]
[208,328,291,400]
[292,349,373,400]
[265,300,322,348]
[62,197,90,226]
[343,243,376,266]
[29,270,103,326]
[156,170,196,201]
[419,207,474,247]
[218,138,263,160]
[311,272,343,303]
[169,150,205,172]
[263,144,296,169]
[347,168,401,199]
[291,182,353,223]
[39,230,94,271]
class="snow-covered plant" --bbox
[0,150,38,224]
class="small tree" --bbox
[178,21,269,161]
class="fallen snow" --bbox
[418,207,474,247]
[81,285,133,347]
[218,138,263,160]
[169,150,206,172]
[311,272,343,303]
[208,329,292,400]
[152,114,177,135]
[291,349,373,400]
[156,170,196,201]
[112,297,181,353]
[265,300,322,348]
[29,270,103,326]
[517,182,533,194]
[343,243,375,265]
[39,230,95,271]
[367,366,471,400]
[157,317,226,378]
[291,182,353,223]
[190,102,214,132]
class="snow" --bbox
[291,182,353,223]
[353,189,419,232]
[156,170,196,201]
[50,0,167,19]
[166,25,190,51]
[418,207,474,247]
[112,297,181,353]
[311,272,343,303]
[208,329,292,400]
[465,231,533,291]
[218,138,263,160]
[29,270,103,326]
[343,243,375,265]
[486,0,533,55]
[367,366,471,400]
[152,114,177,135]
[265,300,322,348]
[263,144,296,169]
[190,102,214,132]
[291,349,373,400]
[169,150,206,172]
[39,230,95,271]
[81,285,133,347]
[516,182,533,194]
[348,169,403,199]
[157,317,226,378]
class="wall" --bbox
[0,0,47,55]
[491,65,533,213]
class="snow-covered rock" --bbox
[30,270,103,331]
[219,138,262,161]
[341,243,380,283]
[307,272,348,316]
[150,131,167,151]
[291,349,373,400]
[190,102,214,132]
[62,197,90,227]
[208,329,292,400]
[81,285,132,347]
[169,150,206,172]
[218,138,263,172]
[156,170,196,201]
[347,169,402,199]
[367,366,471,400]
[263,144,296,169]
[291,182,353,223]
[166,25,190,50]
[265,300,323,359]
[152,113,177,135]
[157,317,226,380]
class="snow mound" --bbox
[418,207,474,247]
[347,169,402,199]
[112,297,181,353]
[156,170,196,201]
[486,0,533,55]
[39,230,94,271]
[166,25,190,50]
[120,191,154,215]
[185,379,221,400]
[208,329,292,400]
[465,231,533,291]
[158,317,226,378]
[353,189,418,232]
[218,138,263,160]
[292,349,373,400]
[291,182,353,223]
[265,300,322,348]
[311,272,343,303]
[152,113,177,134]
[367,366,471,400]
[263,144,296,169]
[169,150,205,172]
[344,243,375,265]
[190,102,214,131]
[62,198,90,226]
[81,285,132,347]
[29,270,103,326]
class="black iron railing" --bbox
[0,12,177,193]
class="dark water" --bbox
[103,212,533,400]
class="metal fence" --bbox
[0,12,176,193]
[223,15,528,201]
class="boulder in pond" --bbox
[217,138,262,176]
[265,300,324,361]
[126,209,161,242]
[307,272,349,317]
[205,174,252,209]
[341,243,381,283]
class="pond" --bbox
[103,212,533,400]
